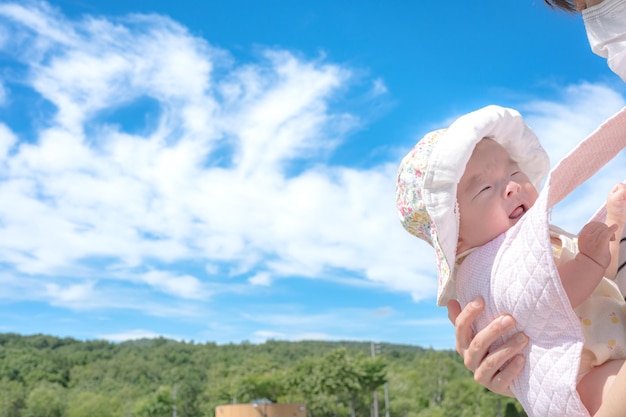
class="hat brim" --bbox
[424,105,550,306]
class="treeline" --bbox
[0,333,526,417]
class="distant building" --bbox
[216,399,306,417]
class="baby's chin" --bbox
[457,226,517,254]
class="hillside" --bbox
[0,333,526,417]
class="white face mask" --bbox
[584,0,626,81]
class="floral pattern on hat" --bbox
[396,129,453,302]
[396,129,443,245]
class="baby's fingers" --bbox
[608,183,626,206]
[580,222,614,243]
[611,182,626,195]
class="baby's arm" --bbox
[558,221,615,308]
[604,183,626,279]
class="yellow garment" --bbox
[550,225,626,380]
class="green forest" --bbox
[0,333,526,417]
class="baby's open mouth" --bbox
[509,205,526,220]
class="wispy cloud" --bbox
[522,83,626,232]
[0,1,420,316]
[0,2,625,345]
[99,329,180,342]
[252,330,337,343]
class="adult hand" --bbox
[447,297,528,397]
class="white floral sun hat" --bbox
[396,105,550,306]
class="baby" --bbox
[396,105,626,417]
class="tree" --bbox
[66,391,120,417]
[0,379,26,417]
[0,333,526,417]
[358,355,386,417]
[236,371,287,404]
[133,386,174,417]
[23,382,66,417]
[176,377,204,417]
[404,350,468,409]
[289,355,339,417]
[288,348,387,417]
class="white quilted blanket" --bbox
[455,107,626,417]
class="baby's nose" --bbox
[505,181,521,197]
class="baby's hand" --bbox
[606,183,626,227]
[578,221,617,270]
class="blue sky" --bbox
[1,0,626,349]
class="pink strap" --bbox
[548,107,626,208]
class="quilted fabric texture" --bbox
[455,107,626,417]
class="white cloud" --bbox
[249,272,272,286]
[371,78,388,96]
[0,1,403,312]
[523,82,626,164]
[238,306,409,344]
[521,83,626,233]
[0,123,16,159]
[45,281,96,305]
[252,330,336,343]
[0,1,624,321]
[99,329,179,342]
[373,306,394,317]
[139,270,207,299]
[399,317,452,326]
[0,84,6,107]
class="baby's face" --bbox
[456,138,538,254]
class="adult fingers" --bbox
[473,333,528,397]
[447,298,483,358]
[463,314,519,371]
